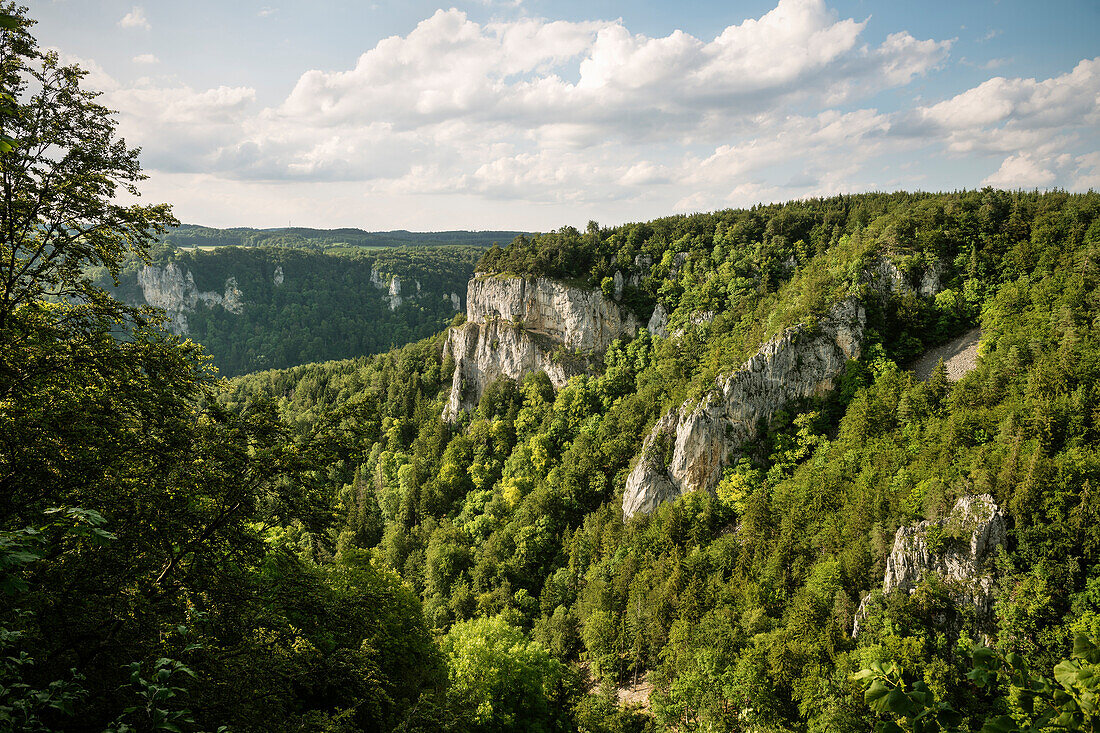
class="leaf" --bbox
[1054,660,1081,688]
[980,715,1018,733]
[885,688,911,716]
[865,679,892,713]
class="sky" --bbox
[29,0,1100,231]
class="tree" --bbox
[443,615,567,732]
[0,3,174,334]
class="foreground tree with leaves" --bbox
[854,634,1100,732]
[0,4,449,730]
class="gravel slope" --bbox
[909,327,982,381]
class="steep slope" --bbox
[623,297,865,517]
[95,245,479,375]
[221,191,1100,733]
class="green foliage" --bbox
[443,615,567,732]
[224,188,1100,733]
[93,244,482,375]
[854,634,1100,732]
[159,223,523,251]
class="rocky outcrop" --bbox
[450,292,463,311]
[370,266,405,310]
[138,263,244,333]
[273,266,284,286]
[622,298,865,518]
[647,303,669,338]
[443,274,640,420]
[852,495,1006,637]
[865,257,944,299]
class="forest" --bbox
[159,224,525,251]
[3,3,1100,733]
[91,244,482,375]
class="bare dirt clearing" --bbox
[909,327,982,381]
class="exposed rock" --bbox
[865,256,944,299]
[909,328,982,382]
[273,265,284,286]
[450,292,463,311]
[647,303,669,338]
[629,255,652,287]
[443,274,639,420]
[613,270,624,301]
[671,310,716,338]
[388,276,403,311]
[670,252,688,279]
[369,266,404,310]
[852,494,1006,637]
[444,319,576,418]
[919,261,943,297]
[138,263,244,333]
[623,298,865,518]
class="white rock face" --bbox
[852,495,1006,637]
[622,298,866,518]
[443,274,640,420]
[273,266,284,286]
[450,292,463,311]
[369,266,404,310]
[865,257,944,299]
[613,270,624,301]
[647,303,669,338]
[388,276,403,311]
[138,263,244,333]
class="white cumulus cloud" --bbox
[119,6,150,31]
[75,0,1100,227]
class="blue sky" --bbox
[30,0,1100,230]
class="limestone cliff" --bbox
[622,298,865,518]
[852,494,1006,637]
[443,274,640,420]
[138,263,244,333]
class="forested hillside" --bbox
[224,189,1100,731]
[92,245,481,375]
[159,223,525,251]
[5,4,1100,732]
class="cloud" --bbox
[119,6,150,31]
[132,54,159,65]
[258,7,276,17]
[982,153,1057,188]
[79,0,1098,227]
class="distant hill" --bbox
[160,224,527,251]
[92,245,482,376]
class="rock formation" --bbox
[443,274,640,420]
[647,303,669,338]
[138,262,244,333]
[370,266,405,311]
[864,257,943,299]
[622,298,866,518]
[852,494,1006,637]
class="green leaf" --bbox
[980,715,1018,733]
[1054,660,1081,688]
[865,679,892,713]
[885,688,911,716]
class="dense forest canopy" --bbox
[226,188,1100,731]
[4,3,1100,732]
[92,244,482,375]
[160,223,526,251]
